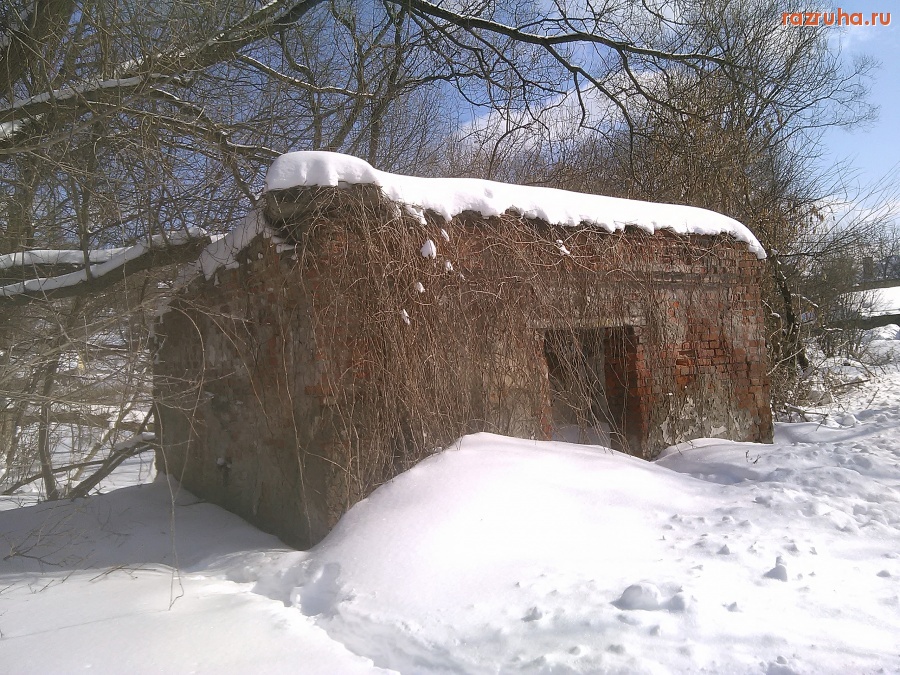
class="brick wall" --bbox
[154,199,772,548]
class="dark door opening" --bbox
[543,327,638,453]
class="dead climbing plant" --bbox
[250,187,752,497]
[153,184,764,538]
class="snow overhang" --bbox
[264,151,766,260]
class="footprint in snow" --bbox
[293,562,345,616]
[667,592,689,612]
[839,413,858,427]
[522,606,544,622]
[613,582,662,610]
[764,556,789,582]
[613,583,689,612]
[765,655,800,675]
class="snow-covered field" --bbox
[3,344,900,673]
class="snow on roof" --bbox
[850,285,900,318]
[265,151,766,259]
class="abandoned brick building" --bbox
[153,152,773,548]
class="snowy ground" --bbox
[3,346,900,673]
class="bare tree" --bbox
[441,0,890,410]
[0,0,884,495]
[1,0,460,496]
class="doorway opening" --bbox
[543,327,639,453]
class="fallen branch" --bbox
[67,433,156,499]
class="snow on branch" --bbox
[0,248,127,271]
[0,228,210,305]
[0,0,327,149]
[0,75,169,136]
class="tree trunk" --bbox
[36,354,61,500]
[770,253,810,371]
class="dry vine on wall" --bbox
[154,186,769,546]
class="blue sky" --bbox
[819,2,899,187]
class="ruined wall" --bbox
[155,196,771,548]
[154,237,345,548]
